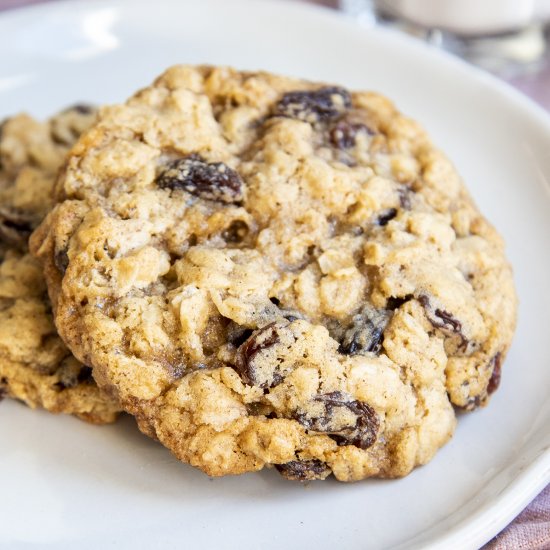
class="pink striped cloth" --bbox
[1,0,549,547]
[0,0,53,9]
[483,485,550,549]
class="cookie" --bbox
[0,105,96,246]
[0,109,119,423]
[32,66,517,479]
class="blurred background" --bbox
[2,0,548,109]
[336,0,550,110]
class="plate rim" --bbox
[1,0,549,126]
[0,1,548,548]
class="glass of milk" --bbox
[339,0,550,76]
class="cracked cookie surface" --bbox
[32,66,516,478]
[0,109,119,423]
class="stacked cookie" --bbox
[3,65,517,482]
[0,108,119,423]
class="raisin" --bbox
[329,121,373,149]
[339,304,391,356]
[275,459,331,481]
[295,391,379,450]
[222,220,248,243]
[234,323,282,388]
[0,206,34,248]
[54,247,69,274]
[487,352,502,395]
[275,87,352,123]
[418,295,463,334]
[227,322,254,348]
[418,295,470,352]
[434,308,461,333]
[156,154,244,203]
[376,208,397,226]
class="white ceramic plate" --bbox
[1,1,549,548]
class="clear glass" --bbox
[337,0,550,80]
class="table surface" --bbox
[1,0,549,549]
